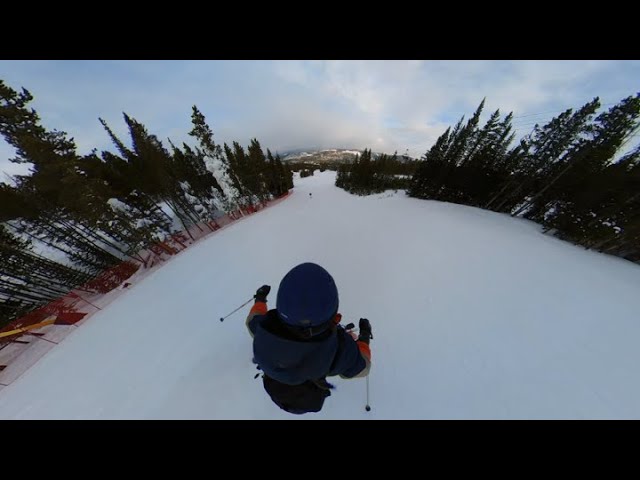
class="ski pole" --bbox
[347,323,372,411]
[220,297,254,322]
[343,322,372,411]
[365,375,371,412]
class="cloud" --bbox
[1,60,639,178]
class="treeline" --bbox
[409,95,640,262]
[0,80,293,327]
[335,149,419,194]
[288,161,338,173]
[335,94,640,264]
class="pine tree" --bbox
[509,98,601,217]
[247,139,269,202]
[408,127,451,198]
[539,94,640,245]
[188,106,239,211]
[0,81,134,272]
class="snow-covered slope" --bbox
[1,171,640,419]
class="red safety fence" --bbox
[0,191,291,386]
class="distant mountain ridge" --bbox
[280,148,416,164]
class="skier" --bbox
[309,192,312,198]
[246,262,372,414]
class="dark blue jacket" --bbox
[248,309,367,385]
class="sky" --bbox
[1,60,639,179]
[2,172,640,419]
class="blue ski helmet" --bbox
[276,263,339,327]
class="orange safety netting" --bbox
[0,192,290,351]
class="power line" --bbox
[512,103,617,120]
[510,103,624,133]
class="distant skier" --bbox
[309,192,312,198]
[246,263,372,414]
